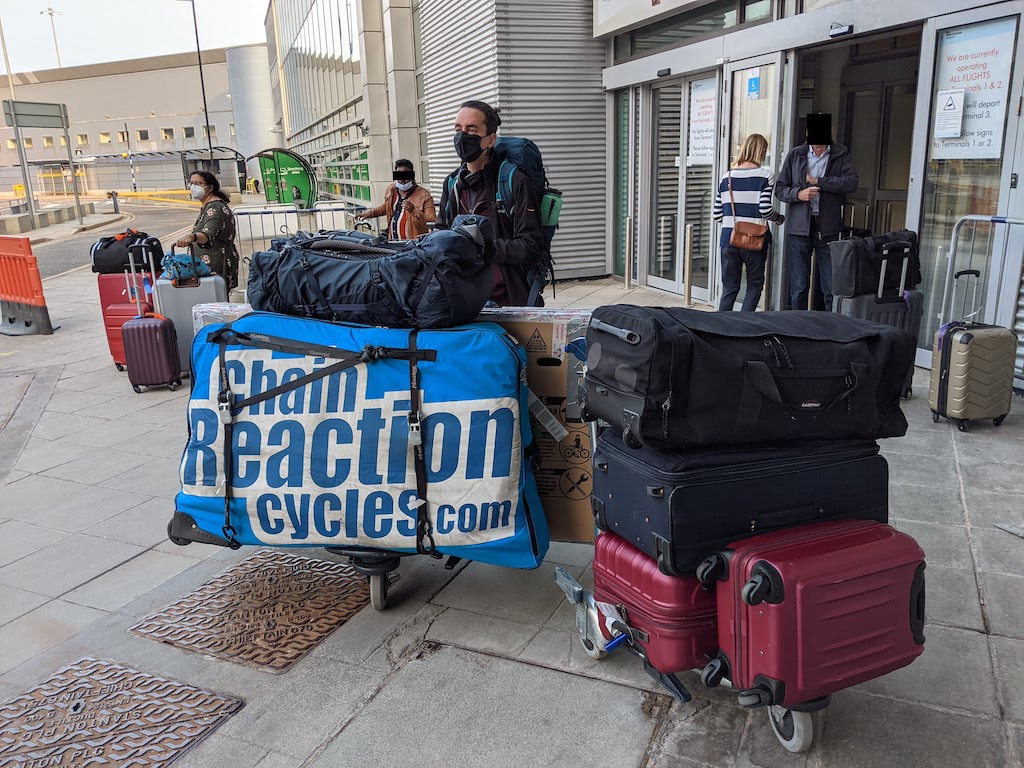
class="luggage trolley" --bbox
[553,336,819,754]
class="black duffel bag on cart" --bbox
[90,228,163,274]
[248,214,494,329]
[581,306,916,449]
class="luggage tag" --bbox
[595,601,632,651]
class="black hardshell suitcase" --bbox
[582,306,915,449]
[833,239,925,399]
[591,429,889,576]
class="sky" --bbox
[0,0,269,74]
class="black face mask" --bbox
[454,131,485,163]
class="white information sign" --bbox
[934,89,966,138]
[932,17,1017,160]
[686,78,717,167]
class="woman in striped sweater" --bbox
[712,133,785,311]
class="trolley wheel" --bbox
[368,573,389,611]
[115,363,125,372]
[168,382,178,392]
[741,573,771,606]
[166,520,191,547]
[931,412,940,423]
[700,658,726,688]
[994,415,1006,427]
[957,420,967,432]
[132,384,143,394]
[768,706,814,753]
[580,636,608,661]
[737,689,772,708]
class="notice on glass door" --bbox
[931,16,1017,160]
[686,78,717,166]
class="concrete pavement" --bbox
[0,264,1022,767]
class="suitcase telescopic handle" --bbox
[953,269,982,322]
[875,240,913,303]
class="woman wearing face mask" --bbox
[356,159,436,240]
[176,171,239,288]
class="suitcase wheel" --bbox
[700,658,726,688]
[737,688,773,708]
[994,415,1006,427]
[695,553,726,586]
[369,573,388,611]
[768,706,814,753]
[903,387,913,400]
[132,384,143,394]
[957,420,967,432]
[115,363,125,372]
[166,520,192,547]
[931,411,940,423]
[169,381,179,392]
[742,573,771,606]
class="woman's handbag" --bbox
[727,171,769,251]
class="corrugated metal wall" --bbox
[1014,274,1024,387]
[420,0,608,278]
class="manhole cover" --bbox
[0,657,242,766]
[130,550,369,673]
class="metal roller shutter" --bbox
[1014,270,1024,388]
[421,0,608,279]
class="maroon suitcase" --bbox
[593,532,717,675]
[99,272,153,370]
[699,520,925,709]
[122,312,181,393]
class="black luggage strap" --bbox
[210,325,436,548]
[298,257,408,322]
[406,329,441,558]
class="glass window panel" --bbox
[743,0,771,21]
[650,84,683,281]
[614,0,740,62]
[99,132,111,144]
[729,64,776,162]
[22,137,32,148]
[43,136,54,148]
[76,133,89,145]
[5,138,15,150]
[880,84,915,191]
[613,89,629,276]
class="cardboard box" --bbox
[480,308,595,542]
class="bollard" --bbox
[108,190,120,213]
[0,236,58,336]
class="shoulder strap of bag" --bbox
[496,160,515,216]
[727,170,737,215]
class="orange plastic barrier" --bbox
[0,235,56,335]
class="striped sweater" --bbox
[712,167,783,248]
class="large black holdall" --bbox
[830,229,922,299]
[582,306,915,449]
[591,429,889,575]
[90,229,163,274]
[248,214,494,329]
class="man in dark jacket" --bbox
[436,100,545,306]
[775,114,859,311]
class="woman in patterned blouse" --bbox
[176,171,239,288]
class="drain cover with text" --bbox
[130,550,369,673]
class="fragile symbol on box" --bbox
[525,328,548,353]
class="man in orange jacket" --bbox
[356,159,436,240]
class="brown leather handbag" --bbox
[727,171,768,251]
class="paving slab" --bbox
[855,624,999,716]
[432,560,584,625]
[954,430,1024,466]
[648,699,749,768]
[921,564,985,632]
[881,449,960,489]
[545,541,596,568]
[254,751,304,768]
[64,550,196,611]
[171,735,270,768]
[0,599,106,676]
[11,435,96,474]
[6,482,152,532]
[40,447,152,483]
[517,627,659,693]
[308,644,664,768]
[425,606,542,656]
[962,487,1024,529]
[0,585,50,625]
[957,456,1024,497]
[0,520,69,566]
[42,388,112,414]
[971,527,1024,577]
[97,457,182,498]
[83,497,172,547]
[0,534,144,597]
[28,410,112,441]
[990,636,1024,723]
[883,421,954,457]
[893,520,974,570]
[979,571,1024,638]
[816,690,1008,768]
[889,481,965,525]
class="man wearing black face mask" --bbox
[436,100,545,306]
[357,159,436,240]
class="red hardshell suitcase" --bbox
[699,520,925,709]
[100,272,153,370]
[593,532,717,675]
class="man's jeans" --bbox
[788,220,837,311]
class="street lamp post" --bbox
[40,7,63,68]
[179,0,214,163]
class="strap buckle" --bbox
[217,389,233,424]
[408,412,422,447]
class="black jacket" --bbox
[437,157,545,306]
[775,142,859,238]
